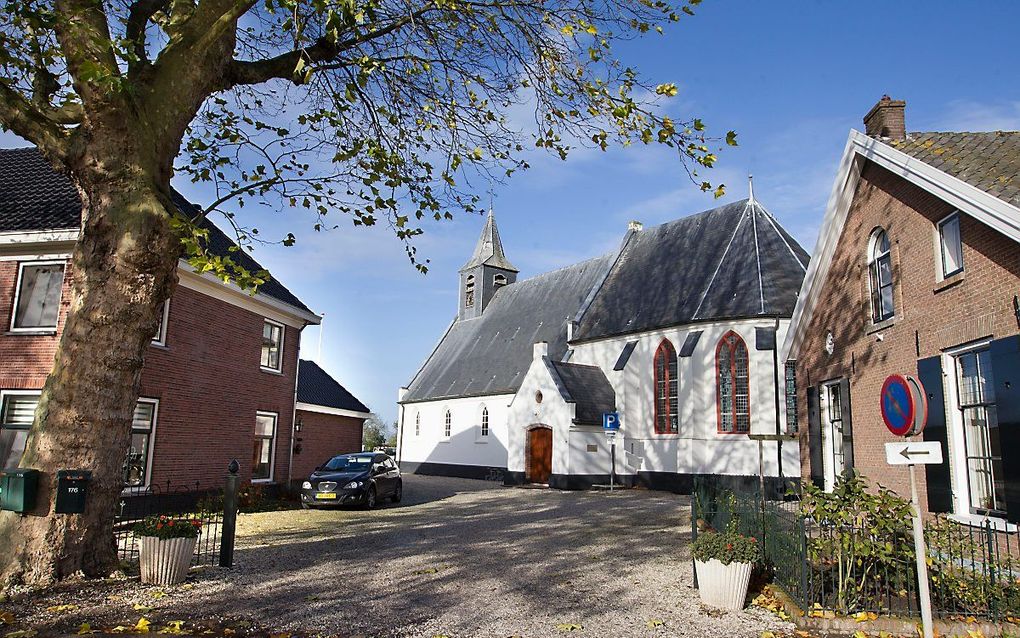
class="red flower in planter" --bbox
[167,520,174,527]
[156,523,163,530]
[726,544,733,550]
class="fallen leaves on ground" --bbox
[645,618,665,629]
[4,630,37,638]
[852,611,878,622]
[0,612,12,625]
[77,623,95,635]
[149,591,167,600]
[45,604,78,614]
[132,604,153,612]
[751,588,791,621]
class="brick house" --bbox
[782,97,1020,526]
[292,359,371,479]
[0,147,370,491]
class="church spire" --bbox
[460,209,519,273]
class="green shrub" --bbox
[693,530,763,565]
[132,515,202,539]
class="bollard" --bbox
[219,459,240,568]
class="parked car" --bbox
[300,453,402,509]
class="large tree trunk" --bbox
[0,151,181,588]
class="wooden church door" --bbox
[527,427,552,484]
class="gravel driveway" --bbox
[163,475,790,637]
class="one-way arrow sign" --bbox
[885,441,943,466]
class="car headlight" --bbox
[343,481,362,490]
[302,481,312,489]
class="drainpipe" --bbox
[773,318,784,481]
[396,387,409,466]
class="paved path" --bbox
[171,475,789,637]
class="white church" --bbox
[397,192,808,493]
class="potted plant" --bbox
[692,528,762,610]
[133,515,202,586]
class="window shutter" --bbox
[917,356,952,513]
[839,378,854,475]
[807,385,823,488]
[989,335,1020,523]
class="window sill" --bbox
[949,513,1017,533]
[260,367,284,376]
[251,478,274,484]
[933,272,965,294]
[121,485,151,496]
[6,329,57,336]
[865,315,898,336]
[438,439,450,444]
[149,342,169,351]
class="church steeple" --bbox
[460,209,519,273]
[458,209,518,320]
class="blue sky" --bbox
[5,1,1020,424]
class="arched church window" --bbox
[868,228,894,323]
[480,407,489,437]
[493,273,507,289]
[444,409,452,437]
[465,275,475,307]
[717,331,750,433]
[653,340,678,434]
[415,412,420,436]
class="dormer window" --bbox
[493,273,507,289]
[465,275,475,308]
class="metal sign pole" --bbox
[610,442,616,492]
[909,462,934,638]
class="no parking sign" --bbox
[880,374,928,437]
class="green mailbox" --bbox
[0,468,40,513]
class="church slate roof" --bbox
[889,131,1020,209]
[0,147,313,314]
[403,254,614,403]
[548,361,616,425]
[297,359,370,413]
[573,198,809,342]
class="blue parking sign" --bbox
[603,412,620,431]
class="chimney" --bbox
[864,96,906,141]
[628,220,643,232]
[533,341,549,360]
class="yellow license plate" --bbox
[315,492,338,500]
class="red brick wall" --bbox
[795,160,1020,510]
[291,409,365,480]
[0,261,303,488]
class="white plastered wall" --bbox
[398,393,513,469]
[568,318,800,478]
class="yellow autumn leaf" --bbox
[133,605,153,612]
[761,633,777,638]
[46,604,78,613]
[158,621,185,635]
[646,619,664,628]
[852,631,868,638]
[0,612,12,625]
[556,623,583,631]
[149,591,167,600]
[134,618,151,634]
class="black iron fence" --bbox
[114,464,241,572]
[692,480,1020,621]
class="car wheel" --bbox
[364,486,377,510]
[391,480,403,503]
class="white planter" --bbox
[694,558,753,610]
[139,536,197,586]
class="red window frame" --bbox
[653,339,678,434]
[716,331,750,434]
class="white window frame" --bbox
[936,212,964,280]
[941,340,1014,529]
[123,397,159,493]
[819,379,847,492]
[10,260,65,333]
[260,319,285,373]
[867,229,895,324]
[253,411,279,483]
[151,299,170,347]
[0,389,41,469]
